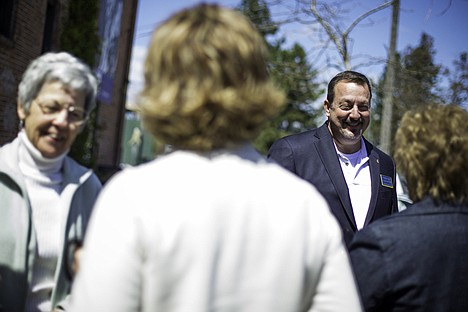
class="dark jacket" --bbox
[349,197,468,312]
[268,122,397,245]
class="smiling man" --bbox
[268,71,397,246]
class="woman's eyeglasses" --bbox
[35,100,87,126]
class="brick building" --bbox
[0,0,69,144]
[0,0,138,180]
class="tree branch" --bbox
[310,0,345,59]
[344,1,393,37]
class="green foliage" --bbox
[60,0,100,67]
[60,0,100,168]
[69,109,100,167]
[238,0,278,37]
[238,0,323,154]
[447,52,468,107]
[370,33,442,152]
[398,33,442,108]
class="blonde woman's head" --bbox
[138,4,285,151]
[394,104,468,205]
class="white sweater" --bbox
[18,131,65,312]
[70,145,362,312]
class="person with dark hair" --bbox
[69,4,362,312]
[0,52,101,311]
[349,104,468,312]
[268,70,397,246]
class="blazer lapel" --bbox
[364,139,380,226]
[315,124,357,230]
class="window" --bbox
[41,1,58,53]
[0,0,16,40]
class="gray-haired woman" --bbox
[0,52,102,311]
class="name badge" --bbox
[380,174,394,188]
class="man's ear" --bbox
[17,101,27,120]
[324,100,331,117]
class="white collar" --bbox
[18,130,65,184]
[334,138,369,168]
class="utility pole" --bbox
[379,0,400,154]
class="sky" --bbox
[126,0,468,105]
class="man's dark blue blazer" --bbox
[268,122,397,245]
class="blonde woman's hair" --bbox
[394,104,468,205]
[138,3,285,151]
